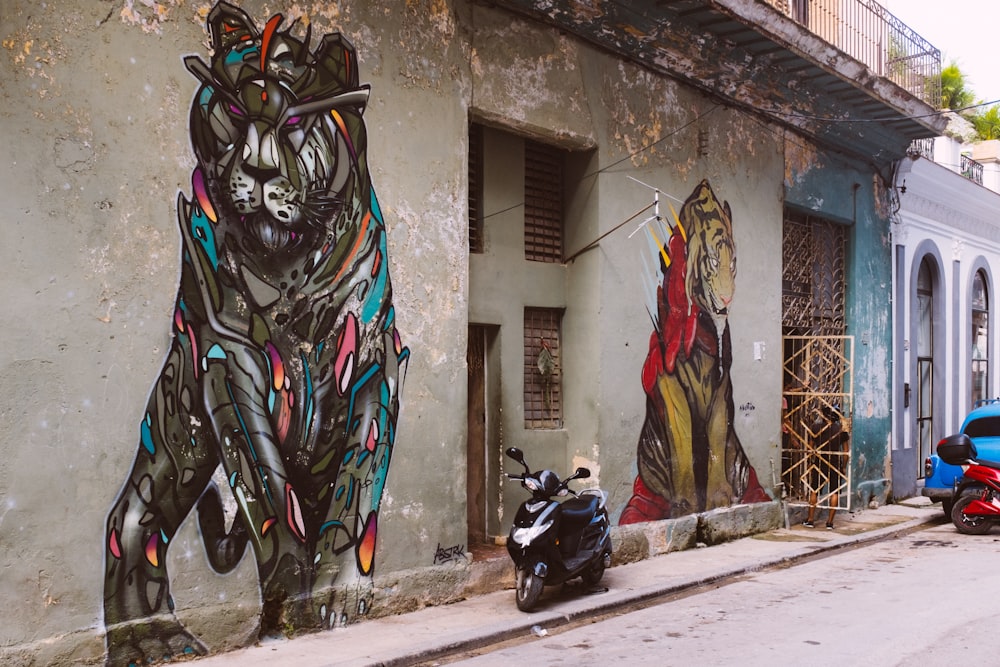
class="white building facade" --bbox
[892,145,1000,498]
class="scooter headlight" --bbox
[512,519,553,547]
[523,478,540,492]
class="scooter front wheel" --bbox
[515,567,543,612]
[951,493,993,535]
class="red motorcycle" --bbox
[937,433,1000,534]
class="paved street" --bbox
[190,502,951,666]
[440,520,999,666]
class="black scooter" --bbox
[504,447,613,611]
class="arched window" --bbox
[972,270,989,405]
[916,258,934,472]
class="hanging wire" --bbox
[563,201,655,263]
[627,187,660,239]
[564,172,690,262]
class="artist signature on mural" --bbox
[433,543,468,565]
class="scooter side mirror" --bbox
[574,467,591,480]
[505,447,525,464]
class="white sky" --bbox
[880,0,1000,106]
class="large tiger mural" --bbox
[620,180,768,524]
[102,3,408,664]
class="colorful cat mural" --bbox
[102,3,408,663]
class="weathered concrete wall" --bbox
[0,0,895,664]
[1,0,469,662]
[785,144,893,507]
[2,3,198,663]
[587,71,786,519]
[468,10,786,531]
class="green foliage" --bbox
[937,60,1000,142]
[973,105,1000,141]
[941,61,976,111]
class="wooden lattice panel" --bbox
[781,335,853,509]
[524,140,563,263]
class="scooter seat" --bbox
[977,458,1000,470]
[561,494,601,528]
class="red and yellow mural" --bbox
[621,180,768,524]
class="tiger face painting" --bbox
[621,179,768,524]
[102,3,408,664]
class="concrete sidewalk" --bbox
[190,501,944,667]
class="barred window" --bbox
[524,140,563,263]
[781,212,846,338]
[468,123,484,254]
[524,308,563,429]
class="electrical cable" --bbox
[764,98,1000,124]
[563,201,655,263]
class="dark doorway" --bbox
[467,324,501,544]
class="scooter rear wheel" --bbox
[515,567,543,612]
[951,492,993,535]
[580,558,605,586]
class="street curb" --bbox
[381,512,940,666]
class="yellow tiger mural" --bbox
[621,179,768,524]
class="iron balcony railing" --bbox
[765,0,941,108]
[907,142,985,186]
[907,137,935,160]
[961,153,984,185]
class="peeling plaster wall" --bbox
[1,0,470,660]
[0,0,894,661]
[785,145,894,506]
[2,2,198,660]
[590,78,786,518]
[349,0,471,576]
[469,4,786,526]
[469,7,595,147]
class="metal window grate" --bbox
[524,140,563,263]
[468,123,484,254]
[524,308,562,429]
[961,154,984,185]
[907,138,934,159]
[782,213,846,337]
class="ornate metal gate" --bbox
[781,335,853,510]
[781,212,851,511]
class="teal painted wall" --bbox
[786,157,893,507]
